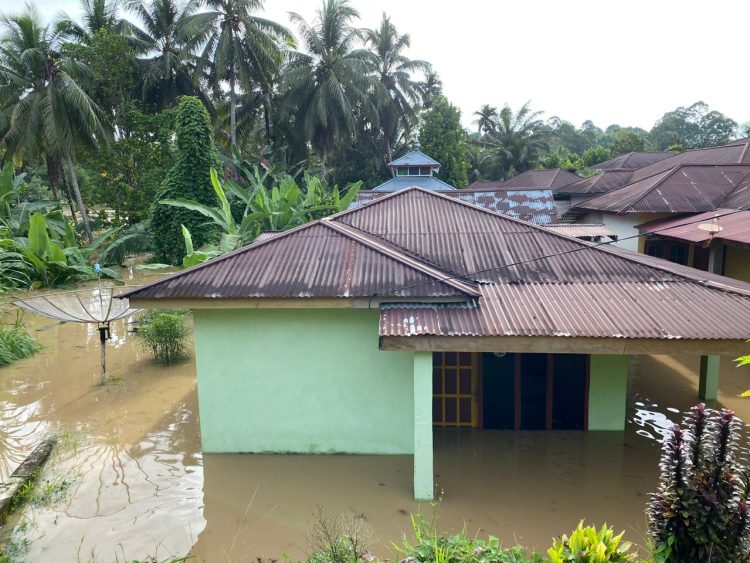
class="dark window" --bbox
[552,354,587,430]
[408,167,420,175]
[644,239,689,265]
[520,354,548,430]
[420,166,432,175]
[482,353,515,429]
[397,168,407,176]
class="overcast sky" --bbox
[25,0,750,131]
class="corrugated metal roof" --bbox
[353,187,558,224]
[371,175,455,192]
[590,151,672,171]
[543,223,617,238]
[387,150,440,168]
[577,164,750,213]
[380,282,750,340]
[123,220,476,300]
[468,169,581,190]
[562,139,750,198]
[122,187,750,342]
[557,170,636,195]
[638,209,750,246]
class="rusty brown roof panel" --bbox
[638,209,750,246]
[122,221,473,300]
[337,188,684,285]
[556,170,635,195]
[468,169,581,190]
[577,165,750,213]
[590,151,672,171]
[380,282,750,340]
[354,187,558,224]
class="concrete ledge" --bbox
[0,438,55,526]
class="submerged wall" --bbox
[588,354,629,431]
[193,308,415,454]
[724,245,750,282]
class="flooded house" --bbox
[121,187,750,500]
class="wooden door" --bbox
[432,352,478,427]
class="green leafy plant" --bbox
[547,521,637,563]
[0,314,42,367]
[647,403,750,562]
[395,513,538,563]
[138,310,190,364]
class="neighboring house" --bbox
[353,146,559,224]
[638,209,750,282]
[560,138,750,251]
[121,187,750,500]
[575,163,750,251]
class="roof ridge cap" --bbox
[322,220,480,297]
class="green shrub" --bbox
[396,513,539,563]
[647,403,750,562]
[138,310,190,364]
[0,317,42,367]
[547,521,637,563]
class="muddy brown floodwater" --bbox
[1,282,750,561]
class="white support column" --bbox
[413,351,434,500]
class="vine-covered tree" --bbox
[149,96,219,263]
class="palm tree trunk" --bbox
[44,155,60,200]
[263,95,272,144]
[60,173,78,223]
[64,153,93,243]
[385,137,393,163]
[229,68,237,150]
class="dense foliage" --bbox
[0,315,41,367]
[419,96,469,188]
[137,309,190,364]
[647,403,750,562]
[149,96,220,264]
[547,521,637,563]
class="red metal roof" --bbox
[577,164,750,213]
[122,187,750,341]
[638,209,750,246]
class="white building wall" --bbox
[583,212,640,251]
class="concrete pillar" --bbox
[699,355,720,401]
[588,355,629,431]
[413,351,434,500]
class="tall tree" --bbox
[418,70,442,109]
[126,0,211,110]
[282,0,380,166]
[650,101,737,150]
[473,104,497,135]
[197,0,291,151]
[419,95,468,188]
[57,0,131,44]
[150,96,219,264]
[362,14,429,163]
[0,4,108,241]
[481,102,547,179]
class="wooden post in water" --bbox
[98,323,110,385]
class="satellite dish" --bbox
[12,286,140,385]
[697,216,723,235]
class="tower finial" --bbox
[413,136,421,150]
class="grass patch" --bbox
[0,314,41,367]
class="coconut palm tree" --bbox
[418,70,442,109]
[362,14,430,162]
[282,0,380,166]
[56,0,131,44]
[473,104,497,135]
[197,0,292,151]
[0,4,108,241]
[126,0,212,110]
[482,102,547,179]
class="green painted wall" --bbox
[699,355,720,401]
[588,355,629,431]
[193,308,415,454]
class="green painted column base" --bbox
[588,355,629,431]
[699,355,720,401]
[413,351,434,500]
